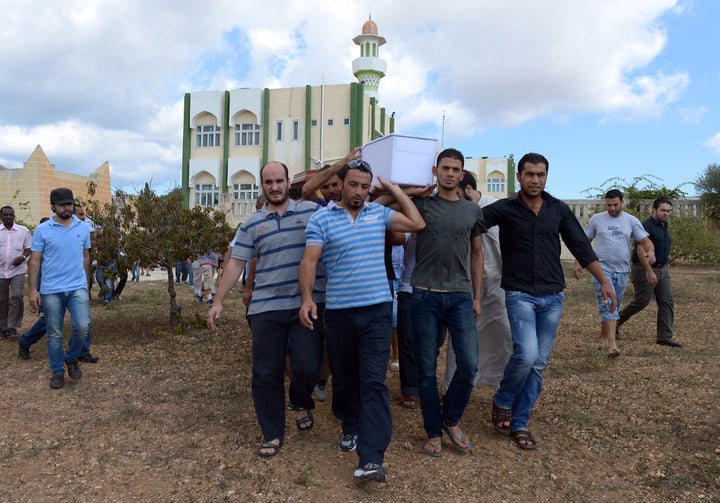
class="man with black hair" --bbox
[483,153,616,450]
[28,188,92,389]
[0,206,31,340]
[299,159,425,482]
[573,189,655,357]
[616,198,682,348]
[444,170,512,390]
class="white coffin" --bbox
[360,134,438,186]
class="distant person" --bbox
[616,198,683,348]
[299,159,425,483]
[18,217,50,359]
[483,153,616,450]
[208,161,324,458]
[28,188,92,389]
[573,189,655,357]
[301,147,361,206]
[0,206,32,340]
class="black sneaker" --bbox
[78,353,100,363]
[66,360,82,380]
[207,298,214,307]
[50,373,65,389]
[338,433,358,452]
[353,463,388,483]
[18,342,30,360]
[6,328,18,339]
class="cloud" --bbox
[0,0,689,190]
[678,106,707,124]
[702,133,720,154]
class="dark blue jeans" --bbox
[325,302,392,467]
[396,292,419,397]
[249,307,323,442]
[411,288,478,439]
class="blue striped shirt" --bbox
[305,202,396,309]
[232,199,324,315]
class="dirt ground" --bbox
[0,264,718,502]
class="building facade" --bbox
[182,17,394,224]
[0,145,112,227]
[464,156,516,198]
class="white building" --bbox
[181,16,395,224]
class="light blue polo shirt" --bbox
[305,202,396,309]
[31,215,91,294]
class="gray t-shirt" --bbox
[585,211,649,272]
[411,195,486,293]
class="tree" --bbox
[582,174,689,202]
[695,163,720,219]
[88,183,235,327]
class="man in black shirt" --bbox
[482,152,616,450]
[616,198,681,347]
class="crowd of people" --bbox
[204,147,682,483]
[0,147,682,484]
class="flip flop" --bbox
[512,429,537,450]
[296,410,314,432]
[608,349,621,358]
[400,395,417,409]
[442,422,472,452]
[423,439,443,457]
[258,440,282,457]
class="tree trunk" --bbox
[166,265,181,327]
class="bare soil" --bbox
[0,264,718,502]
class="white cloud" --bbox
[678,106,707,124]
[0,0,689,190]
[702,133,720,154]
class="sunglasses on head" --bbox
[347,159,372,172]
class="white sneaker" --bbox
[353,463,387,482]
[314,383,328,401]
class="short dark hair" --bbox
[458,171,477,190]
[653,198,673,209]
[436,148,464,169]
[1,206,14,215]
[517,153,549,174]
[260,161,289,181]
[605,189,623,201]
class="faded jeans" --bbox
[494,290,564,432]
[42,289,91,375]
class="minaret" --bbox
[352,16,387,100]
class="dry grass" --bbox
[0,264,718,502]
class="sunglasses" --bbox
[347,159,373,172]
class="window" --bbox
[343,118,350,126]
[276,121,283,141]
[195,125,220,148]
[233,183,259,200]
[194,184,219,207]
[292,120,300,140]
[327,119,334,126]
[311,119,317,127]
[235,123,261,146]
[487,178,505,193]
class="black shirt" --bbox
[632,216,670,266]
[483,192,598,297]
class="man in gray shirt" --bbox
[574,189,655,357]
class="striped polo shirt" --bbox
[305,202,396,310]
[232,199,324,315]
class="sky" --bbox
[0,0,718,199]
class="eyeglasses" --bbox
[347,159,372,172]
